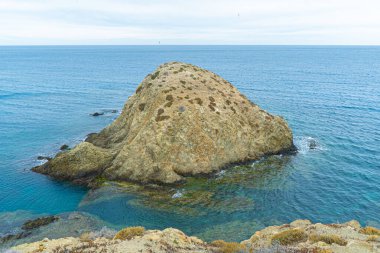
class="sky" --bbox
[0,0,380,45]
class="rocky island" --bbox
[33,62,295,185]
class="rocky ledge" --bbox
[33,62,295,185]
[11,220,380,253]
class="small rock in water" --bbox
[111,110,118,113]
[85,133,98,143]
[37,156,51,161]
[91,112,104,117]
[60,144,69,151]
[308,138,317,150]
[0,231,31,244]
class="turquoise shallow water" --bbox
[0,46,379,241]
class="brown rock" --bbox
[33,62,295,185]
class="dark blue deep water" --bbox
[1,46,379,241]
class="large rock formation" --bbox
[33,62,295,185]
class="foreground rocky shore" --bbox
[10,220,380,253]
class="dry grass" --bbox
[309,234,347,246]
[359,226,380,236]
[210,240,247,253]
[113,226,145,241]
[366,235,379,242]
[254,245,332,253]
[79,232,92,242]
[271,229,308,246]
[315,249,333,253]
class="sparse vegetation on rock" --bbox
[113,226,145,240]
[271,229,308,246]
[11,220,380,253]
[309,234,347,246]
[210,240,247,253]
[33,62,295,185]
[360,226,380,236]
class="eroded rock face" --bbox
[33,62,295,184]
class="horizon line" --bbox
[1,44,380,47]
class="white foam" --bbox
[294,136,326,154]
[216,170,226,177]
[172,190,184,199]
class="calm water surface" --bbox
[0,46,379,241]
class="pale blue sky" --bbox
[1,0,380,45]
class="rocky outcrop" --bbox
[241,219,380,253]
[11,220,380,253]
[33,62,295,185]
[12,228,212,253]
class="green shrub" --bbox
[360,226,380,236]
[114,226,145,240]
[210,240,246,253]
[309,234,347,246]
[366,235,379,242]
[271,229,307,245]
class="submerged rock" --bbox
[0,212,110,249]
[37,156,51,161]
[308,138,317,149]
[33,62,295,185]
[0,216,58,246]
[0,231,31,245]
[59,144,69,151]
[22,216,59,231]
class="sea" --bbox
[0,46,379,242]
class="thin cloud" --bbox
[0,0,379,45]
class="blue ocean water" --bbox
[1,46,379,241]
